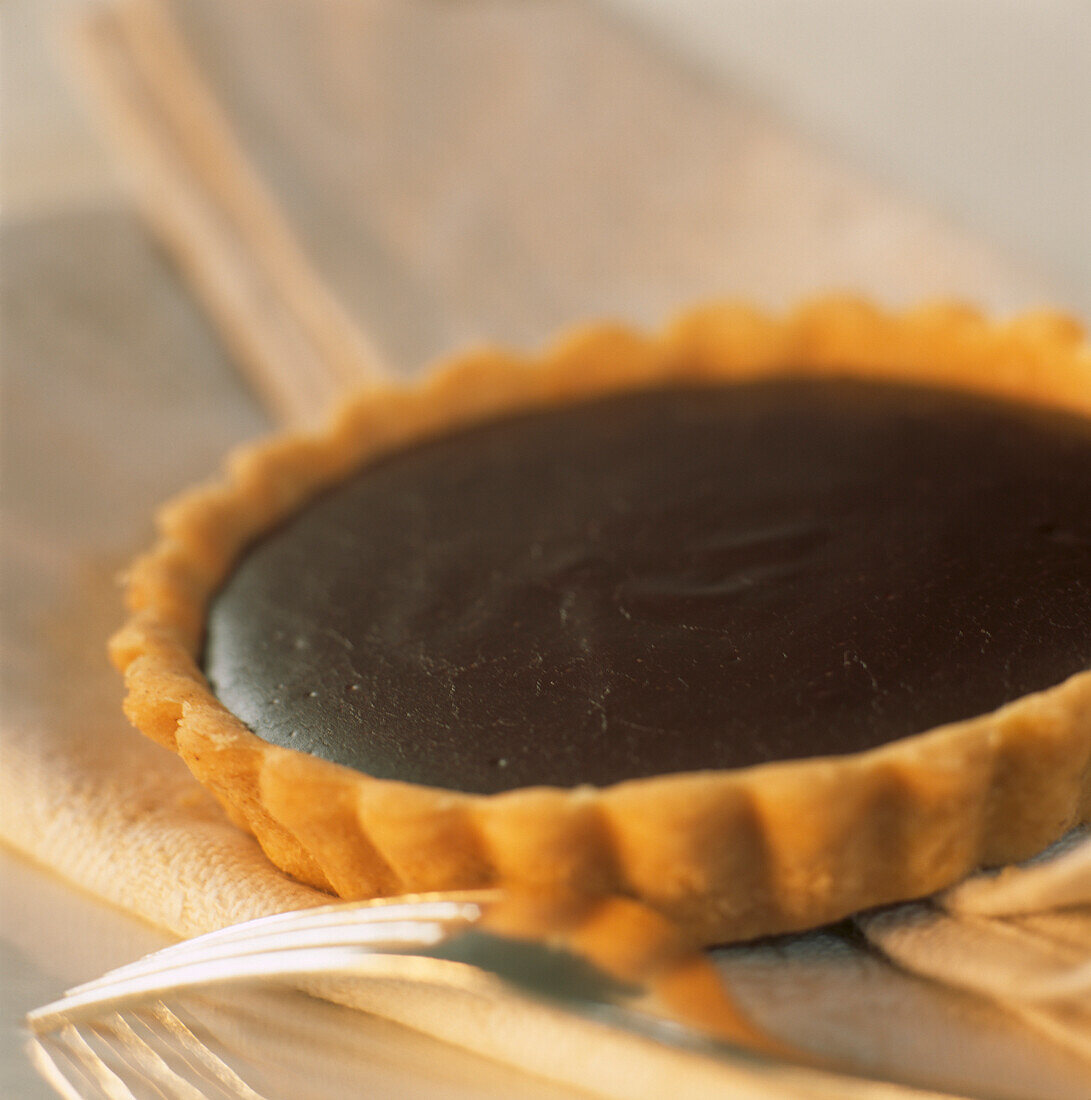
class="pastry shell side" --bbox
[111,297,1091,945]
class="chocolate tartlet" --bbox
[113,300,1091,944]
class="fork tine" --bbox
[100,901,456,968]
[69,915,454,993]
[140,1002,269,1100]
[61,898,487,1002]
[32,1024,142,1100]
[148,893,496,956]
[150,895,489,951]
[28,934,475,1035]
[33,1009,265,1100]
[27,1029,114,1100]
[109,1006,267,1100]
[88,1012,212,1100]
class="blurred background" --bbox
[605,0,1091,310]
[7,0,1090,316]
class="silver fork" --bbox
[26,892,964,1100]
[28,893,501,1100]
[28,894,494,1033]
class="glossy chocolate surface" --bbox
[204,379,1091,794]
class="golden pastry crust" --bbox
[111,297,1091,945]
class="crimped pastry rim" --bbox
[111,297,1091,944]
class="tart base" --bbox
[112,298,1091,944]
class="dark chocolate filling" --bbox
[204,378,1091,794]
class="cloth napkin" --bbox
[2,1,1089,1096]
